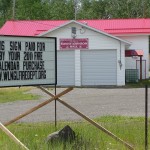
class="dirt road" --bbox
[0,87,149,123]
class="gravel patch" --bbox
[0,87,149,123]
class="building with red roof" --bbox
[0,19,149,86]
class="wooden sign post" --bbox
[4,87,73,126]
[38,86,134,150]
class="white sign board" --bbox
[0,36,57,87]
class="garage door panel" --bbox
[82,67,116,71]
[57,51,75,86]
[81,50,117,85]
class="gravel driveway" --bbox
[0,87,149,123]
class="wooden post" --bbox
[140,56,142,80]
[38,87,134,150]
[55,85,57,128]
[145,85,148,150]
[0,122,29,150]
[4,87,73,126]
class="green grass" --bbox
[0,87,40,103]
[126,79,150,88]
[0,116,149,150]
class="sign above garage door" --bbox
[0,36,57,87]
[60,38,88,50]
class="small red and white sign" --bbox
[60,38,89,50]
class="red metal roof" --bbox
[0,20,68,36]
[1,18,150,36]
[125,50,144,57]
[80,18,150,34]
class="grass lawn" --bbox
[0,85,149,149]
[0,116,149,150]
[125,79,150,88]
[0,87,40,103]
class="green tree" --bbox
[14,0,75,20]
[15,0,50,20]
[47,0,74,20]
[1,0,150,27]
[105,0,150,18]
[0,0,12,25]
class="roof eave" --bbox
[114,33,150,36]
[38,20,74,36]
[38,20,131,45]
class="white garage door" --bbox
[57,51,75,86]
[81,50,117,85]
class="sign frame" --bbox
[0,35,57,87]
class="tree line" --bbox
[0,0,150,27]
